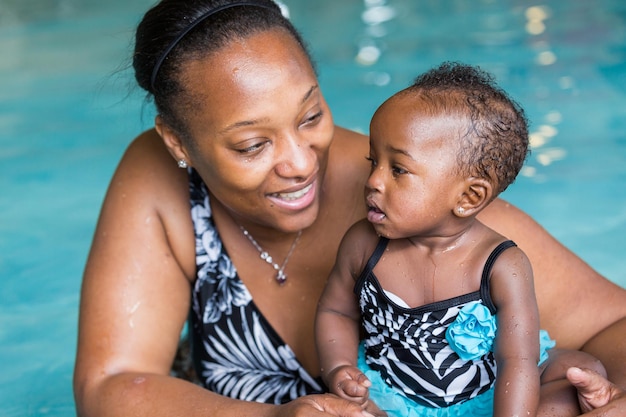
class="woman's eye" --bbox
[237,141,266,154]
[301,111,323,126]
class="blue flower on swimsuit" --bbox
[445,301,497,361]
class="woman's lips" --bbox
[272,183,313,200]
[267,182,316,210]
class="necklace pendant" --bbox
[240,225,301,286]
[276,270,287,285]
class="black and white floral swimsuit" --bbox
[355,237,516,408]
[187,169,324,404]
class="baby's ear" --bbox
[454,177,494,218]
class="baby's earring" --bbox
[177,159,189,169]
[456,206,465,216]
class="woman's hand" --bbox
[576,317,626,416]
[567,367,626,416]
[276,393,385,417]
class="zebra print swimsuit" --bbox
[187,169,324,404]
[355,237,516,408]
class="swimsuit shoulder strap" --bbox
[354,237,389,295]
[480,240,517,314]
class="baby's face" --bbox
[365,94,467,239]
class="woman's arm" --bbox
[73,131,375,417]
[73,132,208,415]
[73,131,232,417]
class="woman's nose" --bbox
[275,133,316,179]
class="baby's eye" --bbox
[365,156,377,169]
[392,166,407,176]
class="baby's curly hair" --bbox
[406,62,529,195]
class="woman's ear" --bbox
[155,115,192,167]
[454,177,494,218]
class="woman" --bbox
[73,1,626,416]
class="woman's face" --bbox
[178,29,334,233]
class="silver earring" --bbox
[177,159,188,169]
[457,207,465,215]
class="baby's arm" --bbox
[490,245,541,417]
[315,221,374,404]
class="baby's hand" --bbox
[327,365,372,405]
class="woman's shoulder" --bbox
[332,125,368,153]
[120,128,187,193]
[328,126,369,186]
[322,125,370,225]
[110,129,187,212]
[107,128,196,277]
[124,128,178,168]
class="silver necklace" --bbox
[240,226,302,285]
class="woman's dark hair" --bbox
[406,62,529,195]
[133,0,313,140]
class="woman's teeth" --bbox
[275,183,313,200]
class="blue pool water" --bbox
[0,0,624,415]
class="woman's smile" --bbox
[267,180,317,211]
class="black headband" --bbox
[150,1,277,91]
